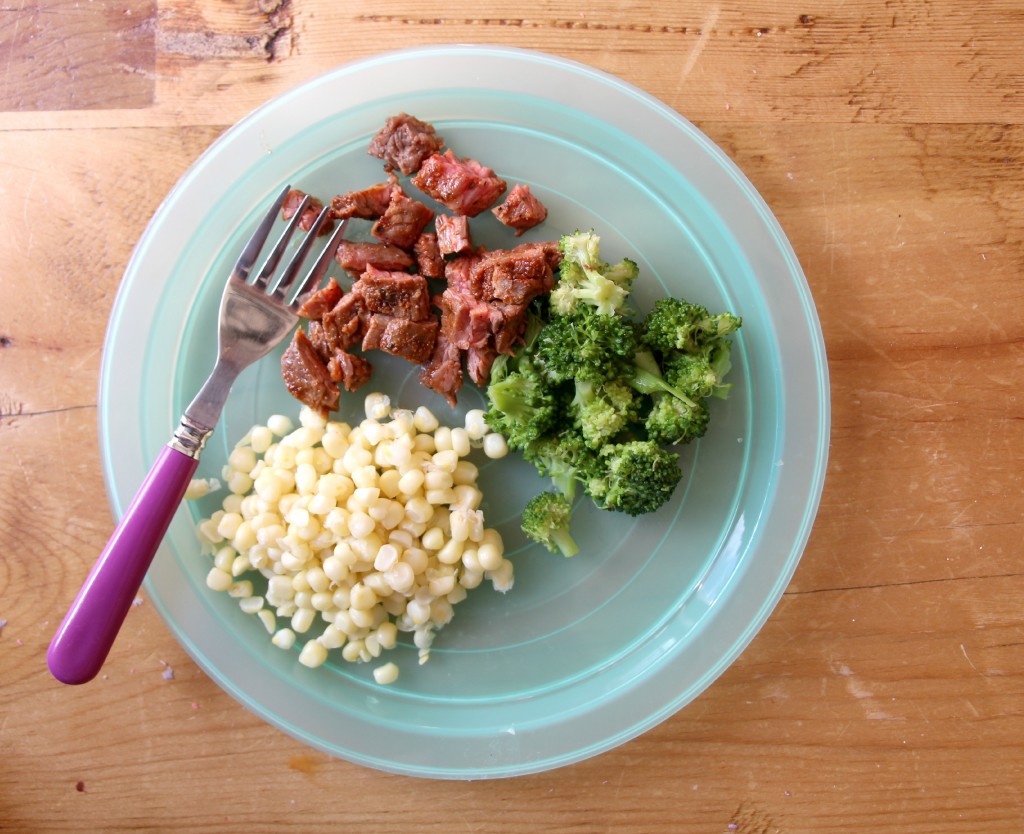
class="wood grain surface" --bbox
[1,1,1022,832]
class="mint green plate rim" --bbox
[98,45,829,779]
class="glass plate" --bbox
[99,45,829,779]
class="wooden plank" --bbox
[0,0,157,111]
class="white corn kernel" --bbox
[483,432,508,459]
[272,628,296,650]
[463,409,489,440]
[298,639,328,668]
[373,662,400,685]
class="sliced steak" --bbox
[371,189,434,251]
[334,240,414,276]
[353,266,431,321]
[413,231,445,279]
[472,242,556,305]
[439,288,492,350]
[296,278,343,320]
[362,315,439,364]
[420,334,463,407]
[327,349,373,392]
[411,150,507,217]
[281,329,340,416]
[435,214,473,256]
[466,344,498,387]
[368,113,444,176]
[329,174,398,220]
[491,183,548,236]
[319,292,365,351]
[488,301,530,355]
[282,189,333,236]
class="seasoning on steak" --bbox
[439,287,493,351]
[334,240,414,276]
[327,349,373,392]
[371,189,435,251]
[353,266,432,321]
[435,214,473,256]
[281,328,340,416]
[282,189,334,236]
[362,315,440,364]
[413,231,445,279]
[491,183,548,236]
[419,333,463,407]
[318,292,365,351]
[329,174,399,220]
[471,242,558,306]
[368,113,444,176]
[411,150,507,217]
[296,278,343,320]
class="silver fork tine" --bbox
[233,185,292,282]
[272,208,339,302]
[251,193,311,291]
[271,205,331,299]
[287,217,349,308]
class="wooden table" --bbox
[2,1,1022,831]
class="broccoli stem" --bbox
[551,527,580,558]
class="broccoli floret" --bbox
[641,298,741,355]
[586,440,683,516]
[662,346,734,400]
[484,359,559,450]
[625,349,699,407]
[521,492,580,557]
[557,229,603,270]
[533,309,638,384]
[523,428,601,501]
[645,393,710,445]
[571,378,640,448]
[551,230,639,316]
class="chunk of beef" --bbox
[334,240,414,276]
[466,344,498,387]
[361,315,439,364]
[327,349,373,392]
[282,189,334,236]
[368,113,444,176]
[296,278,343,320]
[439,288,492,351]
[319,292,365,352]
[281,329,340,416]
[491,183,548,236]
[435,214,473,256]
[413,231,445,279]
[419,334,463,407]
[443,250,486,298]
[411,150,507,217]
[353,266,431,321]
[371,189,434,250]
[330,174,399,220]
[488,301,531,355]
[472,242,556,305]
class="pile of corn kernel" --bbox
[194,393,510,685]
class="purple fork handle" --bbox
[47,445,199,685]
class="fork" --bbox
[47,185,347,685]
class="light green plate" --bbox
[99,45,829,779]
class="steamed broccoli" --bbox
[640,298,741,355]
[483,358,559,449]
[571,378,640,448]
[550,230,639,317]
[523,428,601,501]
[520,492,580,557]
[662,347,734,401]
[587,441,683,517]
[532,308,637,384]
